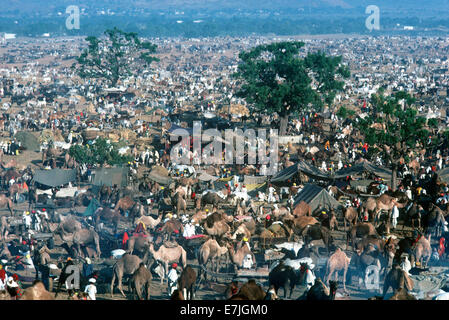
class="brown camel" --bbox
[413,235,432,267]
[347,222,378,250]
[225,241,256,271]
[128,262,152,300]
[0,194,14,216]
[203,219,231,238]
[197,238,228,282]
[178,265,197,300]
[111,253,147,298]
[288,216,320,235]
[115,196,135,213]
[135,213,163,230]
[324,248,350,292]
[72,228,101,258]
[343,206,359,231]
[229,279,266,300]
[383,264,414,298]
[127,235,150,255]
[20,280,54,300]
[148,243,187,283]
[292,201,312,217]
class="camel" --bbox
[229,279,266,300]
[20,280,54,300]
[383,264,414,298]
[160,218,184,240]
[225,241,256,271]
[292,201,312,217]
[389,288,417,300]
[201,192,225,209]
[0,194,14,216]
[324,248,350,292]
[148,243,187,283]
[231,223,252,241]
[288,216,320,235]
[115,196,135,214]
[173,193,187,215]
[343,206,359,231]
[72,228,101,258]
[127,235,150,256]
[94,207,122,233]
[178,265,197,300]
[170,289,184,300]
[413,234,432,267]
[302,224,334,255]
[128,262,152,300]
[197,238,228,283]
[347,222,378,250]
[203,219,231,238]
[306,279,337,300]
[111,253,147,298]
[191,210,208,225]
[268,262,298,299]
[135,213,162,230]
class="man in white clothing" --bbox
[84,278,97,300]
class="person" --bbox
[122,230,129,250]
[391,204,399,230]
[0,265,6,290]
[167,263,179,296]
[82,257,93,279]
[84,278,97,300]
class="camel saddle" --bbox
[163,241,179,249]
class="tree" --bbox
[233,41,349,135]
[355,90,438,190]
[74,27,159,87]
[69,138,132,167]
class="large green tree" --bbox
[74,27,159,87]
[69,138,132,167]
[233,41,349,135]
[356,90,438,190]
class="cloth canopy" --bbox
[34,169,76,187]
[293,184,342,213]
[334,161,392,180]
[271,161,331,184]
[92,167,129,187]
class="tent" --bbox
[92,167,128,188]
[293,184,342,213]
[438,167,449,184]
[82,198,100,216]
[334,161,392,181]
[34,169,77,187]
[15,131,40,151]
[271,161,331,184]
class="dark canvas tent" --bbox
[34,169,77,187]
[293,184,342,213]
[92,167,128,187]
[15,131,40,151]
[334,161,392,181]
[167,123,193,135]
[271,161,331,184]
